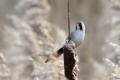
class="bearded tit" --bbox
[69,21,85,47]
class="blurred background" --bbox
[0,0,120,80]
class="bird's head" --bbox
[76,21,85,31]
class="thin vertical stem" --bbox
[68,0,71,37]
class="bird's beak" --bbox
[76,24,79,27]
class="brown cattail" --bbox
[57,41,78,80]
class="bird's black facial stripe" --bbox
[76,26,77,30]
[79,23,83,30]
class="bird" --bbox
[45,21,85,63]
[68,21,85,47]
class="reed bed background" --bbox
[0,0,120,80]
